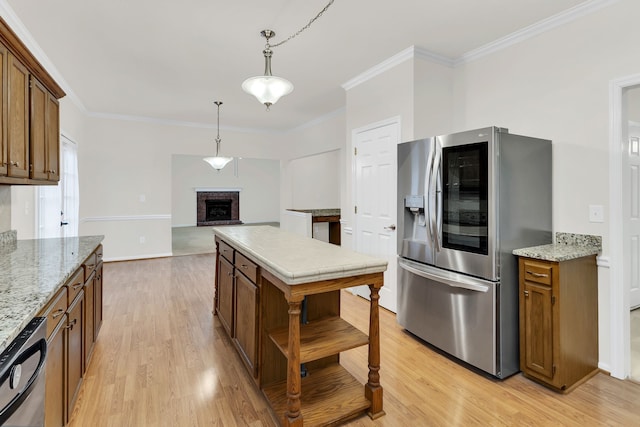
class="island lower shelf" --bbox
[268,316,369,363]
[262,363,371,426]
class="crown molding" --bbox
[456,0,620,66]
[343,0,619,89]
[0,0,86,111]
[342,46,455,91]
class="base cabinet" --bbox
[40,244,104,426]
[518,255,599,392]
[234,260,259,377]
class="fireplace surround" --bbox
[197,191,242,226]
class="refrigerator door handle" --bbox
[430,142,442,251]
[424,141,435,246]
[398,258,491,293]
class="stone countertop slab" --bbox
[0,235,104,354]
[287,209,341,217]
[212,225,386,285]
[512,232,601,262]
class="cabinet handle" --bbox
[65,318,77,330]
[524,290,529,297]
[526,271,548,278]
[241,264,248,269]
[51,308,65,319]
[72,283,83,290]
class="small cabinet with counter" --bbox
[213,225,386,426]
[513,233,601,393]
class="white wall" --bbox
[171,155,280,226]
[285,150,341,210]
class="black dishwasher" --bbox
[0,317,47,427]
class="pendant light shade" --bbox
[203,101,233,170]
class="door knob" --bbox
[384,224,396,231]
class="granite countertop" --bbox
[287,208,341,218]
[512,232,601,262]
[0,235,104,354]
[212,225,386,285]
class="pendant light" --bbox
[203,101,233,170]
[241,30,293,111]
[242,0,335,111]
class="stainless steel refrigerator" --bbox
[396,126,552,378]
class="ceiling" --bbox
[4,0,594,132]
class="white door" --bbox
[626,117,640,309]
[352,119,400,312]
[37,135,79,238]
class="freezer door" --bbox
[397,138,436,264]
[397,258,500,377]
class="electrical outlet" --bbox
[139,236,146,244]
[589,205,604,223]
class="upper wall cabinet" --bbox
[0,17,65,185]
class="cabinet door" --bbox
[46,92,59,181]
[235,272,258,376]
[523,281,554,378]
[30,76,47,180]
[7,53,29,178]
[84,271,95,367]
[94,262,103,338]
[0,44,7,176]
[217,256,234,336]
[67,291,84,415]
[44,314,67,427]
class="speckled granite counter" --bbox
[0,235,104,353]
[512,232,601,262]
[212,225,385,285]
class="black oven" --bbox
[0,317,47,427]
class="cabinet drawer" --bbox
[235,252,258,283]
[522,260,553,285]
[66,268,85,305]
[83,252,97,280]
[218,240,234,263]
[38,286,68,338]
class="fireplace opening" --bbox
[196,191,242,226]
[206,199,232,222]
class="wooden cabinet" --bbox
[66,287,84,415]
[234,254,259,377]
[39,244,104,427]
[0,16,65,184]
[217,254,234,336]
[41,286,68,427]
[0,44,7,176]
[7,52,28,179]
[518,256,599,392]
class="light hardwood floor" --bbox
[68,255,640,426]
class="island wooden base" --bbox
[214,231,385,426]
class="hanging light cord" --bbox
[268,0,335,49]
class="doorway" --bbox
[351,117,400,313]
[610,74,640,381]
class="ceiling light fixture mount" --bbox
[242,0,335,111]
[203,101,233,171]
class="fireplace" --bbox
[197,191,242,226]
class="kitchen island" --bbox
[212,225,387,426]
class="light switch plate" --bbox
[589,205,604,223]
